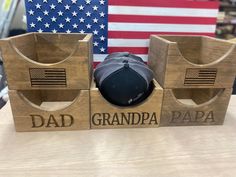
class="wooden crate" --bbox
[90,80,163,129]
[0,32,93,90]
[160,88,232,126]
[8,89,90,132]
[148,35,236,89]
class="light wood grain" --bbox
[148,35,236,88]
[90,80,163,129]
[8,89,90,131]
[161,88,232,126]
[0,97,236,177]
[0,32,93,90]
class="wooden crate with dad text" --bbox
[8,89,90,132]
[0,32,93,132]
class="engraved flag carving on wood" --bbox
[29,68,67,87]
[184,68,217,85]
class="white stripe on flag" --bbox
[108,6,218,18]
[108,23,216,33]
[108,39,149,47]
[94,54,148,62]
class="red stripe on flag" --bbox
[108,0,219,9]
[108,47,148,54]
[108,31,215,39]
[108,15,217,25]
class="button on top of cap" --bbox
[123,59,128,63]
[123,60,129,68]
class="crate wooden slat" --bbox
[0,32,93,90]
[9,89,90,132]
[148,35,236,89]
[160,88,232,126]
[90,80,163,129]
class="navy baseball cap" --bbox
[94,52,154,106]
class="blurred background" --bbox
[0,0,236,109]
[0,0,26,38]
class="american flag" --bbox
[29,68,67,87]
[184,68,217,86]
[25,0,219,65]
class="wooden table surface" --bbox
[0,97,236,177]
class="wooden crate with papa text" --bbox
[90,80,163,129]
[160,88,232,126]
[9,89,90,132]
[148,35,236,89]
[0,32,93,90]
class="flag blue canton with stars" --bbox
[25,0,108,54]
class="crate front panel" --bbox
[160,88,232,126]
[90,81,163,129]
[3,57,90,90]
[9,90,90,132]
[164,56,236,88]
